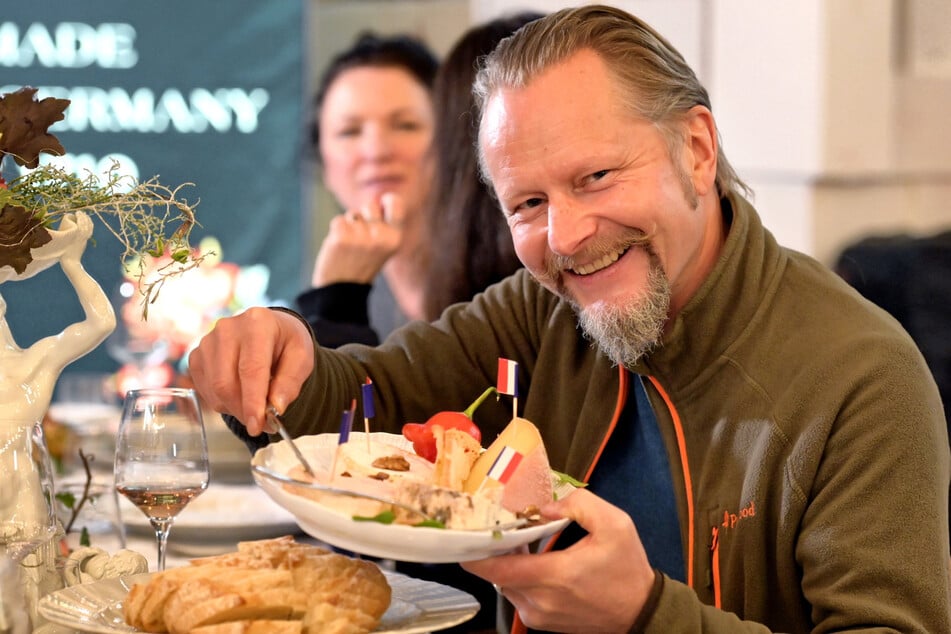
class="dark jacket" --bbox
[274,192,950,632]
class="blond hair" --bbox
[473,4,749,198]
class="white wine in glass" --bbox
[114,387,209,571]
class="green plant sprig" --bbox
[0,161,209,316]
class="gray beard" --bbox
[573,262,671,368]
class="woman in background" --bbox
[295,33,438,346]
[231,36,435,458]
[421,12,542,321]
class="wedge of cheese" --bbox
[463,417,554,515]
[432,426,483,490]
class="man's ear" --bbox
[681,105,718,197]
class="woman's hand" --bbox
[312,192,406,286]
[461,489,655,633]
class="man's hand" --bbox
[461,489,655,633]
[188,308,315,435]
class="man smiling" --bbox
[477,46,718,369]
[189,5,950,633]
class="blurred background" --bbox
[2,0,949,388]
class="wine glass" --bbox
[114,388,209,571]
[0,422,58,563]
[105,319,171,372]
[106,283,173,393]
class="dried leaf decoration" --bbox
[0,86,206,317]
[0,204,52,273]
[0,87,69,168]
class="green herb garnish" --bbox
[552,470,587,488]
[352,511,446,529]
[353,511,396,524]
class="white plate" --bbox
[120,484,300,543]
[251,432,573,563]
[48,402,121,433]
[38,569,479,634]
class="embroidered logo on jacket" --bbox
[721,500,756,529]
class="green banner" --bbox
[0,1,306,373]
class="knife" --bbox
[265,404,317,478]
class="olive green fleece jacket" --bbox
[280,193,951,633]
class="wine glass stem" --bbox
[150,519,173,571]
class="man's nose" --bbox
[547,196,596,256]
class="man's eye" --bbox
[337,127,360,138]
[520,197,544,210]
[504,197,546,219]
[585,169,610,184]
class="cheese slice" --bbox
[463,417,553,514]
[432,427,483,490]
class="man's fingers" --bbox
[236,339,275,436]
[267,313,315,414]
[189,330,243,420]
[205,308,273,435]
[541,488,614,535]
[188,306,315,443]
[228,309,305,434]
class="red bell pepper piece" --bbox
[401,387,496,461]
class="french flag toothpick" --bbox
[361,377,375,451]
[497,357,519,418]
[487,445,523,485]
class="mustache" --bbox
[542,229,654,281]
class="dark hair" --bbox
[310,32,438,152]
[421,12,543,321]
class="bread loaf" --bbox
[123,536,390,634]
[190,621,303,634]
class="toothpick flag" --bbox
[346,398,356,431]
[497,358,518,396]
[497,357,519,418]
[361,377,376,419]
[338,408,353,445]
[487,445,523,484]
[362,377,375,451]
[331,400,357,482]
